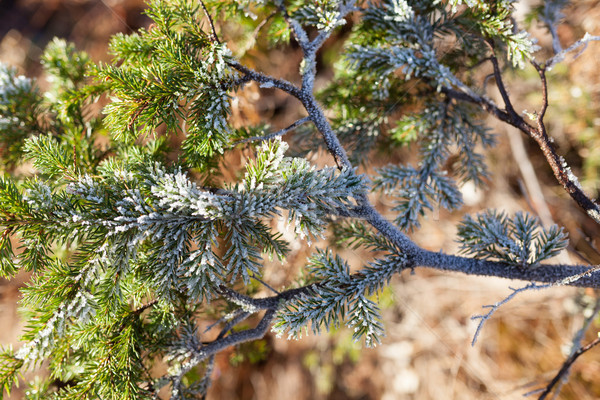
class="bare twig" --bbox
[202,308,247,335]
[442,76,600,225]
[549,297,600,399]
[252,11,277,40]
[251,274,280,295]
[231,116,311,146]
[482,72,495,93]
[535,336,600,399]
[470,282,551,345]
[215,311,252,340]
[545,33,600,69]
[199,0,220,44]
[132,299,159,315]
[534,62,550,125]
[486,42,518,120]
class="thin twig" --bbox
[203,308,246,335]
[231,116,311,146]
[215,311,252,340]
[536,336,600,399]
[534,62,549,124]
[482,72,494,93]
[251,274,280,295]
[550,297,600,399]
[545,33,600,69]
[133,299,159,315]
[486,42,518,119]
[199,0,220,44]
[127,100,149,131]
[470,282,551,345]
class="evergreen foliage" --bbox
[457,210,569,268]
[0,0,599,398]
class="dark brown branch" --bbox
[486,42,518,120]
[549,297,600,397]
[537,336,600,399]
[127,100,149,131]
[534,62,550,122]
[132,299,159,315]
[199,0,220,44]
[442,78,600,225]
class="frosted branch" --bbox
[232,116,311,146]
[470,282,550,346]
[546,33,600,69]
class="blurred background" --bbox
[1,0,600,399]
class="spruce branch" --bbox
[227,6,595,282]
[4,2,600,397]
